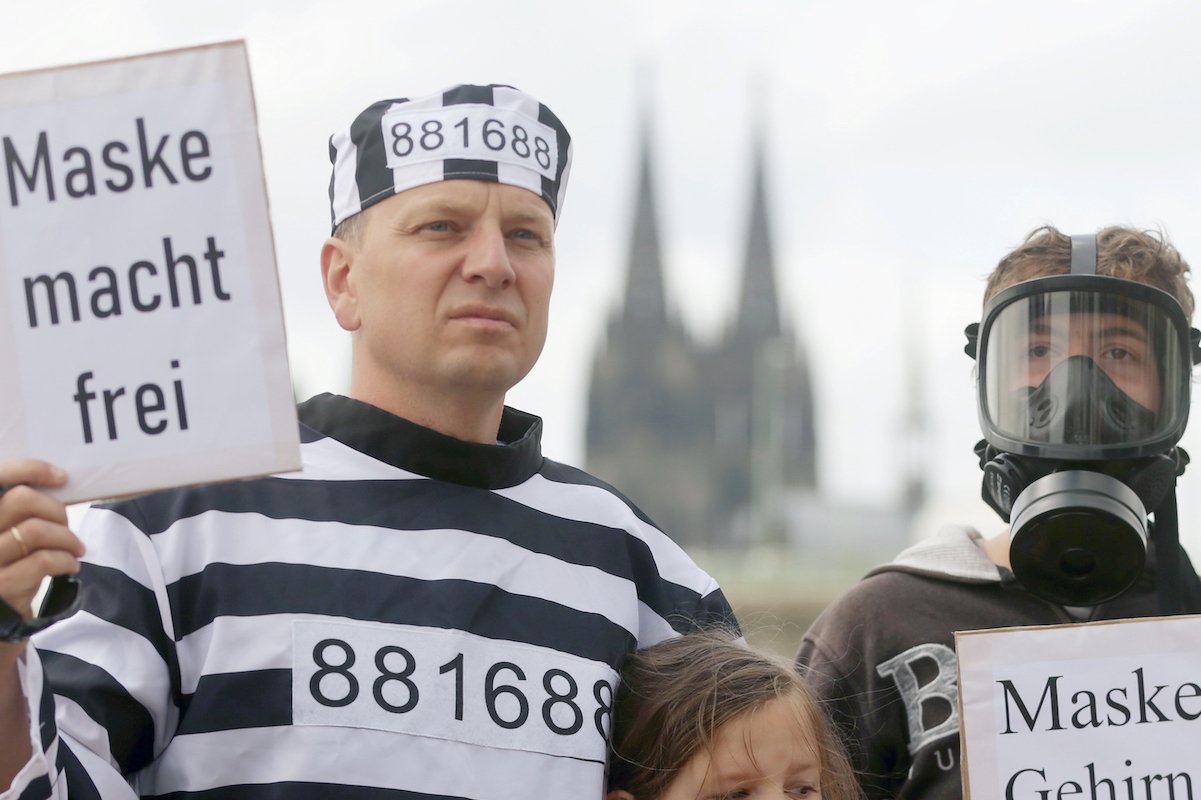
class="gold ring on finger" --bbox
[10,526,29,558]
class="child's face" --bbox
[660,695,822,800]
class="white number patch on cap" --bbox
[380,105,559,180]
[292,619,616,762]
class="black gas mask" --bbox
[966,234,1201,609]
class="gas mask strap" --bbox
[1154,488,1183,615]
[1070,234,1097,275]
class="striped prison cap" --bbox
[328,84,573,232]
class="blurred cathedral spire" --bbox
[735,129,781,340]
[586,96,817,549]
[622,119,668,324]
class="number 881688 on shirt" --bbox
[292,619,615,763]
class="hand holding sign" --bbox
[0,459,83,791]
[0,461,83,637]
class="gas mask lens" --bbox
[982,289,1186,456]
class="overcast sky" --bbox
[5,0,1201,552]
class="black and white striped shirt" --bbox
[12,394,735,800]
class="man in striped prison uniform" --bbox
[0,84,736,800]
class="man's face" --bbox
[1012,311,1160,410]
[333,180,555,401]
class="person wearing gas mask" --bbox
[796,225,1201,800]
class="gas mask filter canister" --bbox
[1006,470,1147,606]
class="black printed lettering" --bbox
[542,669,582,735]
[294,623,615,751]
[5,132,54,206]
[485,662,529,729]
[1106,688,1131,726]
[1000,676,1064,733]
[72,363,189,443]
[483,118,505,151]
[2,120,213,205]
[129,261,160,312]
[179,130,211,181]
[102,141,134,192]
[136,117,177,187]
[164,236,201,307]
[593,679,613,740]
[439,653,465,721]
[74,372,95,444]
[24,272,79,327]
[510,125,530,158]
[373,646,420,714]
[172,361,188,431]
[390,122,413,157]
[63,147,96,198]
[135,384,167,435]
[1058,780,1083,799]
[419,120,443,151]
[1070,689,1102,729]
[1006,768,1045,800]
[103,387,125,441]
[1176,683,1201,721]
[1134,668,1170,723]
[21,235,229,328]
[88,266,121,318]
[204,237,230,300]
[311,639,359,708]
[534,136,551,169]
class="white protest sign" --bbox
[0,41,300,503]
[957,615,1201,800]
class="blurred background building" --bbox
[586,120,819,551]
[584,114,922,652]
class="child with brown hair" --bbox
[607,633,861,800]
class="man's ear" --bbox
[606,791,636,800]
[321,236,361,332]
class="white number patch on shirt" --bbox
[380,105,560,180]
[292,619,616,762]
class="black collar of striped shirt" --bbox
[297,393,543,490]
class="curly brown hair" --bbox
[607,633,862,800]
[984,226,1194,320]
